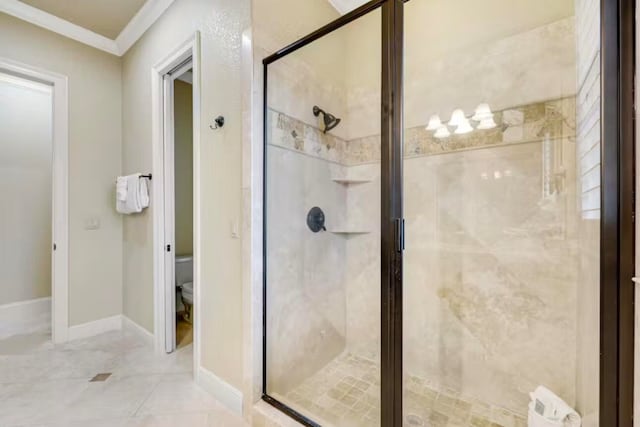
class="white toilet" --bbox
[175,255,193,322]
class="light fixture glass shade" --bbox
[434,125,451,139]
[454,118,474,134]
[426,114,442,131]
[477,117,497,130]
[448,109,466,126]
[472,103,493,121]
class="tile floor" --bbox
[282,353,527,427]
[1,324,530,427]
[0,324,247,427]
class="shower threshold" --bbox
[279,352,527,427]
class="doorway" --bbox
[167,63,194,352]
[261,1,635,426]
[0,58,69,345]
[151,33,201,366]
[161,58,193,354]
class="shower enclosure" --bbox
[262,1,635,426]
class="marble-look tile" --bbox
[48,374,162,424]
[0,328,245,427]
[136,373,228,416]
[0,378,92,426]
[261,16,585,425]
[339,141,581,414]
[265,143,349,393]
[35,410,249,427]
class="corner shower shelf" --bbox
[329,228,371,235]
[331,177,372,185]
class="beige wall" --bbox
[121,0,249,390]
[0,75,52,305]
[0,13,123,326]
[253,0,339,51]
[174,79,194,256]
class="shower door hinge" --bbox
[394,218,405,253]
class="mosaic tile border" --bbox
[268,97,576,167]
[268,109,349,165]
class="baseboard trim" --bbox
[197,366,243,415]
[121,315,154,345]
[67,314,122,341]
[0,297,51,322]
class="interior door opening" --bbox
[162,59,194,354]
[0,70,55,343]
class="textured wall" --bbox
[121,0,250,389]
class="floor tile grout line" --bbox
[0,329,232,427]
[130,370,171,418]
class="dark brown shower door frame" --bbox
[261,0,636,426]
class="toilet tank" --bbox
[175,255,193,287]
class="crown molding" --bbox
[115,0,174,55]
[0,0,175,57]
[0,0,119,54]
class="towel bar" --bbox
[115,174,152,183]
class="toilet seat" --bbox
[181,282,193,305]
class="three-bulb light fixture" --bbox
[426,103,497,139]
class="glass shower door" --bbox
[402,0,601,425]
[263,7,383,426]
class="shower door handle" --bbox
[394,218,405,253]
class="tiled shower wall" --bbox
[265,142,348,393]
[268,95,579,414]
[265,13,586,418]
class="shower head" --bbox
[313,105,341,134]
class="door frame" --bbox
[151,31,201,369]
[0,57,69,344]
[261,3,386,425]
[600,0,636,424]
[260,0,636,426]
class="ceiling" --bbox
[19,0,147,39]
[1,0,174,55]
[327,0,367,14]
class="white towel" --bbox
[138,176,149,209]
[116,176,128,202]
[116,173,150,214]
[529,386,581,427]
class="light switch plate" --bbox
[230,220,240,239]
[84,217,101,230]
